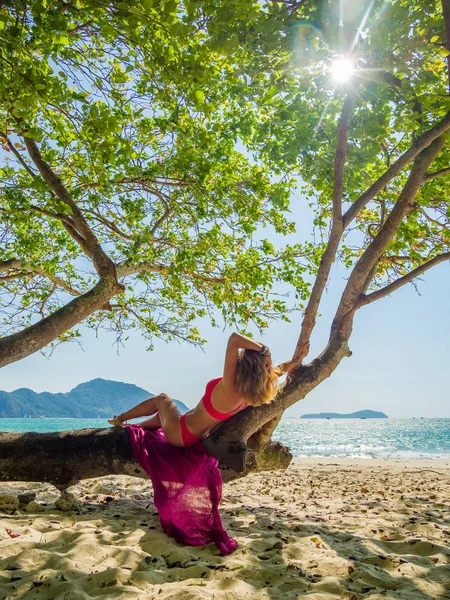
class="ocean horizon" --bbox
[1,417,450,461]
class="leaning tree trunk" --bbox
[0,427,143,489]
[0,330,351,488]
[0,424,292,488]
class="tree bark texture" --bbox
[0,428,144,489]
[0,426,292,487]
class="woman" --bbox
[109,332,282,447]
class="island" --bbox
[0,378,190,418]
[300,409,388,419]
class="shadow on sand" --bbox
[1,464,450,599]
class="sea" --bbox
[1,417,450,460]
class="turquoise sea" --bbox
[1,417,450,460]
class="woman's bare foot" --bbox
[108,414,126,427]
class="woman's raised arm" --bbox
[228,332,266,353]
[222,332,268,387]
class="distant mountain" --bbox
[300,409,388,419]
[0,378,190,418]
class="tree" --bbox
[1,0,450,482]
[0,0,307,365]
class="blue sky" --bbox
[2,187,449,419]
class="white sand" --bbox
[1,458,450,599]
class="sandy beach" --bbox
[1,458,450,599]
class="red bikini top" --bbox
[202,377,247,421]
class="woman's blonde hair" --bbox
[235,349,282,406]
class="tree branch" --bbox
[38,282,57,318]
[383,254,415,265]
[0,134,36,177]
[23,137,119,281]
[58,0,77,13]
[34,269,81,296]
[120,176,194,188]
[0,278,121,368]
[68,20,93,34]
[61,221,90,252]
[293,94,354,359]
[332,93,355,223]
[0,274,24,282]
[343,110,450,228]
[77,176,194,191]
[116,261,225,284]
[336,138,445,319]
[0,204,75,228]
[359,252,450,306]
[86,209,134,241]
[423,166,450,181]
[0,259,22,273]
[116,262,170,278]
[150,203,171,236]
[0,265,81,296]
[412,204,448,228]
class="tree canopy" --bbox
[0,0,308,364]
[0,0,449,372]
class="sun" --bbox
[330,58,355,83]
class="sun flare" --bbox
[330,58,355,82]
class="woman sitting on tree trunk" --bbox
[109,332,282,447]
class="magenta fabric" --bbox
[126,424,238,555]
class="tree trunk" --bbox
[0,426,291,487]
[0,427,144,489]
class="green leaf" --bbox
[194,90,205,104]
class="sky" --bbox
[1,186,449,419]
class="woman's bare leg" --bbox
[110,392,184,445]
[108,394,164,426]
[153,394,184,446]
[138,413,161,430]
